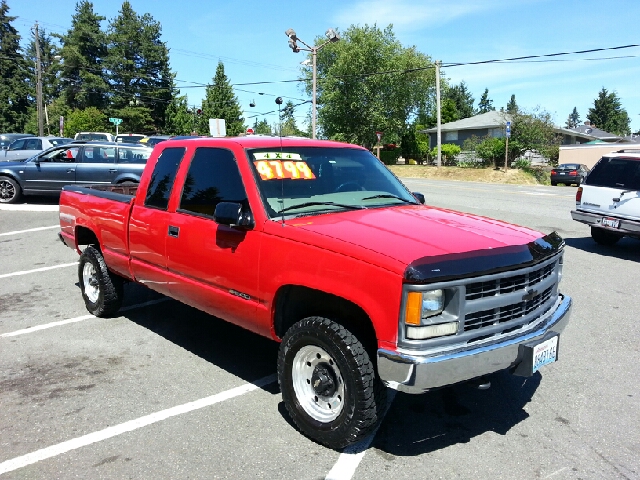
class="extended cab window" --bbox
[178,147,248,218]
[145,147,186,210]
[587,157,640,190]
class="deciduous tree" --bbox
[309,24,435,148]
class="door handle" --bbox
[67,169,75,173]
[109,169,117,173]
[168,225,180,238]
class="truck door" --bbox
[75,145,117,185]
[164,146,262,332]
[128,147,186,298]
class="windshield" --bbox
[587,157,640,190]
[49,138,71,146]
[116,135,146,144]
[247,146,417,218]
[76,133,109,141]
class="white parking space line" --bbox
[0,204,59,212]
[0,374,277,475]
[0,262,77,279]
[1,298,169,338]
[325,391,397,480]
[0,225,60,236]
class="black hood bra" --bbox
[404,232,564,284]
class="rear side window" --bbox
[25,139,42,150]
[178,147,247,218]
[145,147,186,210]
[117,147,151,164]
[9,139,26,150]
[81,146,116,163]
[587,157,640,190]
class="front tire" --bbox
[0,176,22,204]
[591,227,622,246]
[78,245,124,316]
[278,317,385,449]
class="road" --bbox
[0,180,638,480]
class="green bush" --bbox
[429,143,461,166]
[379,149,401,165]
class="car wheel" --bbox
[0,176,22,204]
[78,245,124,316]
[591,227,622,246]
[278,316,386,449]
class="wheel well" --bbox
[0,173,20,184]
[274,285,378,360]
[75,226,99,250]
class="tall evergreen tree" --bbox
[0,1,31,131]
[279,100,306,137]
[58,1,109,110]
[199,61,244,136]
[587,88,630,136]
[476,88,495,114]
[164,92,192,135]
[565,107,580,129]
[445,81,475,119]
[253,118,271,135]
[506,94,518,113]
[106,1,174,132]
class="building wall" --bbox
[559,144,631,169]
[428,128,494,148]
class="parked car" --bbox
[571,150,640,245]
[140,135,171,147]
[2,136,72,162]
[74,132,115,142]
[115,133,147,144]
[550,163,589,186]
[0,141,151,203]
[1,133,34,150]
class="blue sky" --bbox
[9,0,640,133]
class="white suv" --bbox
[74,132,115,142]
[571,149,640,245]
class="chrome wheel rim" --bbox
[0,179,16,202]
[82,262,99,303]
[292,345,345,423]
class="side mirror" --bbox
[214,202,253,228]
[412,192,425,204]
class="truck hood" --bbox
[287,205,562,283]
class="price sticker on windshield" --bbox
[253,153,316,181]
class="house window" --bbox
[444,131,458,141]
[489,128,504,138]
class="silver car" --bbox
[2,136,72,162]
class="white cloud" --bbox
[332,0,512,31]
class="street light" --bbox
[285,28,340,139]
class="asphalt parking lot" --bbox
[1,181,639,480]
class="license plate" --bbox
[601,217,620,228]
[559,172,566,175]
[532,336,558,373]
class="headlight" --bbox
[405,289,444,325]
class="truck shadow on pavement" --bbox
[564,236,640,261]
[374,372,541,456]
[114,283,280,394]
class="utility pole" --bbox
[34,22,44,136]
[435,60,442,167]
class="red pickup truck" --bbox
[59,136,572,449]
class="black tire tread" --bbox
[591,227,622,246]
[278,316,386,449]
[79,245,124,317]
[0,176,22,204]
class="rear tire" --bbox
[278,317,386,449]
[591,227,622,246]
[0,176,22,204]
[78,245,124,316]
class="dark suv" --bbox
[0,142,151,203]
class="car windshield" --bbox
[558,164,579,169]
[76,134,109,141]
[116,135,145,144]
[586,157,640,190]
[247,146,417,218]
[49,138,71,146]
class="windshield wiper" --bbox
[277,201,366,214]
[361,194,415,203]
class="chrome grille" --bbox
[465,286,552,331]
[466,262,554,300]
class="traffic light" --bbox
[196,108,202,115]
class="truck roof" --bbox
[159,135,365,150]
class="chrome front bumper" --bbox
[377,294,572,393]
